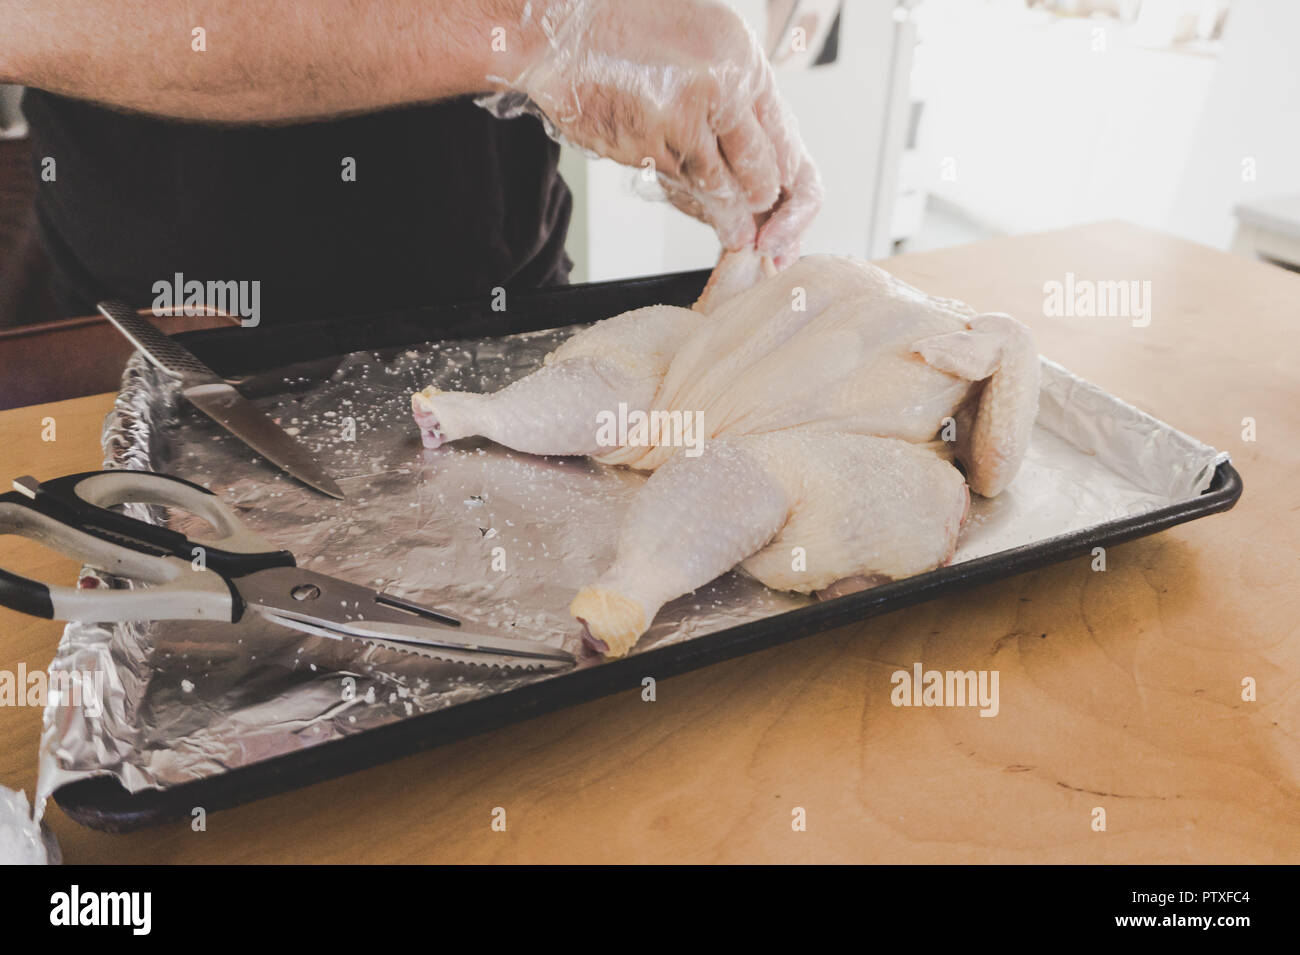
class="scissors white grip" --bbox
[0,488,236,623]
[42,470,281,557]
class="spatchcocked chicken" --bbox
[411,252,1040,657]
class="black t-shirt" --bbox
[22,90,572,323]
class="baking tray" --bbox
[49,267,1243,831]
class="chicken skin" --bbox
[412,252,1039,656]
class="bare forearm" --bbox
[0,0,536,122]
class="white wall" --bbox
[912,0,1216,238]
[1166,0,1300,248]
[910,0,1299,251]
[567,0,911,282]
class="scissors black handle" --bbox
[0,511,56,618]
[0,471,296,623]
[29,471,296,577]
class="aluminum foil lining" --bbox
[36,327,1227,801]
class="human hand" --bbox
[481,0,822,265]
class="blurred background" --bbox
[561,0,1300,280]
[1,0,1296,330]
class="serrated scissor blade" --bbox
[256,610,571,672]
[337,633,558,672]
[235,566,576,670]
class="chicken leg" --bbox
[411,249,770,455]
[412,303,702,454]
[571,430,969,656]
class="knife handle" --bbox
[97,300,217,380]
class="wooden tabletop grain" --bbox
[1,221,1296,864]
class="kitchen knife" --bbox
[96,301,345,499]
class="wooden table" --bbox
[2,221,1296,863]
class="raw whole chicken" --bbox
[412,252,1039,657]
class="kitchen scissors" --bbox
[0,470,574,671]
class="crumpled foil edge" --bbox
[35,346,1229,805]
[35,356,175,812]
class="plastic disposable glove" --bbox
[479,0,822,266]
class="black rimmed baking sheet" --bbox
[50,267,1243,832]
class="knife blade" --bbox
[97,301,345,499]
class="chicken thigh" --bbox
[571,430,969,657]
